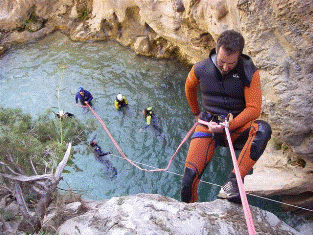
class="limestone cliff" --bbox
[48,194,301,235]
[0,0,313,209]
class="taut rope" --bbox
[86,103,197,172]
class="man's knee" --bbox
[181,167,197,203]
[250,120,272,161]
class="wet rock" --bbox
[2,26,55,44]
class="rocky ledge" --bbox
[42,194,300,235]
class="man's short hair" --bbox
[216,30,245,55]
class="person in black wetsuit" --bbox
[140,107,162,135]
[90,141,117,177]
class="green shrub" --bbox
[0,107,95,176]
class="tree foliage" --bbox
[0,107,95,175]
[0,107,96,233]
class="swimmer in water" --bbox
[90,141,117,177]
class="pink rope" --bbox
[86,104,198,172]
[199,119,256,235]
[86,104,255,232]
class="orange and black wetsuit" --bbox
[181,49,272,203]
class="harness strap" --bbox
[201,111,227,123]
[191,132,212,139]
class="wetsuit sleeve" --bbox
[75,93,79,103]
[146,115,151,125]
[87,92,93,103]
[185,66,200,116]
[229,70,262,130]
[114,100,119,109]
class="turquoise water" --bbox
[0,31,311,232]
[0,31,197,201]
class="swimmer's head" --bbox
[116,93,123,101]
[90,141,97,147]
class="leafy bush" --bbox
[0,107,95,176]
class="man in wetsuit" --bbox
[140,107,162,135]
[90,141,117,177]
[181,30,272,204]
[142,107,154,126]
[114,93,128,110]
[75,87,93,106]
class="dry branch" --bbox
[1,143,72,233]
[54,143,72,180]
[2,174,53,182]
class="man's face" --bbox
[79,91,85,96]
[216,46,240,75]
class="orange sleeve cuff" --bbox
[185,66,200,116]
[229,70,262,130]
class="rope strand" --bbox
[86,103,197,172]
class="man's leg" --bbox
[236,120,272,178]
[181,125,215,203]
[218,120,272,203]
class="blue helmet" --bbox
[78,87,84,92]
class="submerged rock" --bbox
[55,194,300,235]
